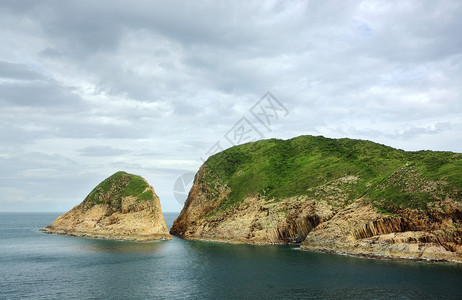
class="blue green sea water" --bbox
[1,212,461,299]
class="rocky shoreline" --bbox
[171,196,462,263]
[302,248,462,264]
[168,230,462,264]
[42,228,171,242]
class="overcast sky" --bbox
[1,1,461,212]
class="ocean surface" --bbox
[1,213,461,299]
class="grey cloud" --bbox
[0,151,105,212]
[0,80,84,109]
[387,123,453,140]
[0,152,83,198]
[78,146,128,157]
[0,61,43,80]
[340,122,453,141]
[5,1,254,57]
[353,2,462,63]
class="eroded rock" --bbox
[43,171,171,241]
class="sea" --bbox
[1,212,461,299]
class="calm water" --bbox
[1,213,461,299]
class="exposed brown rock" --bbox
[43,172,171,241]
[171,166,335,244]
[171,167,462,263]
[301,199,462,263]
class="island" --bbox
[171,135,462,263]
[43,171,171,241]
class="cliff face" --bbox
[171,165,335,244]
[301,199,462,262]
[171,135,462,262]
[44,171,171,241]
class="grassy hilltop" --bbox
[85,171,155,209]
[201,135,462,213]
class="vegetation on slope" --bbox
[85,171,154,209]
[200,135,462,212]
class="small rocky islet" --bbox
[171,135,462,263]
[43,171,171,241]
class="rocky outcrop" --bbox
[171,165,336,244]
[301,200,462,262]
[43,171,171,241]
[171,195,335,244]
[170,135,462,263]
[172,168,462,262]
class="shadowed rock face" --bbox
[170,165,336,244]
[301,199,462,262]
[171,135,462,263]
[43,171,171,241]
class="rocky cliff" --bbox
[44,171,171,241]
[301,199,462,262]
[171,135,462,262]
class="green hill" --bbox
[201,135,461,213]
[172,135,462,262]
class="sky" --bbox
[0,0,461,212]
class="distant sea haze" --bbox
[1,212,462,299]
